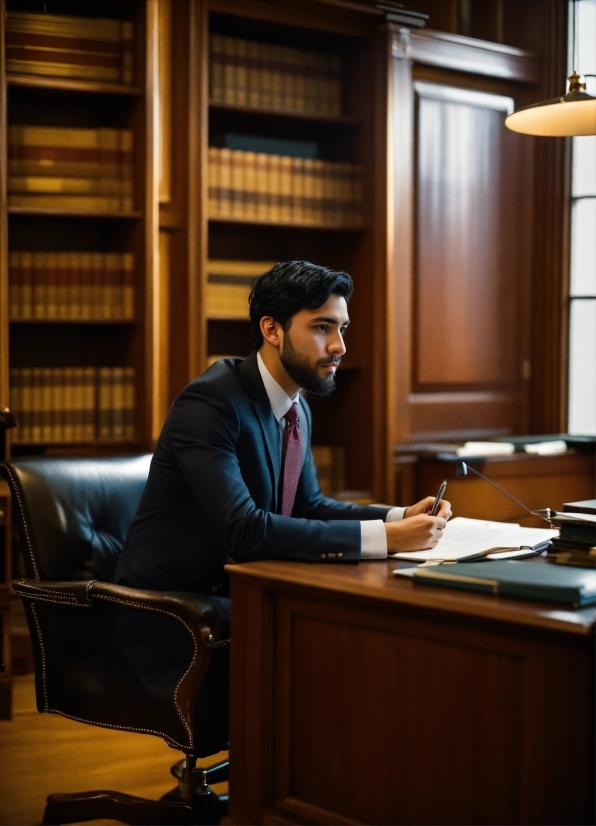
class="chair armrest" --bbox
[90,581,223,647]
[12,578,94,606]
[12,578,224,647]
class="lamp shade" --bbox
[505,72,596,137]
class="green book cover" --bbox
[396,561,596,607]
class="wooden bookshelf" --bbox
[8,207,143,219]
[195,0,385,495]
[6,74,143,96]
[209,100,361,126]
[208,216,366,231]
[0,0,159,461]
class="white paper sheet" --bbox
[389,517,559,563]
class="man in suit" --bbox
[113,261,449,750]
[114,261,450,611]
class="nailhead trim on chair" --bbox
[1,463,40,579]
[28,595,197,750]
[29,602,49,712]
[92,592,199,749]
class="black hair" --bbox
[248,260,353,347]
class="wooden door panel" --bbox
[415,82,518,387]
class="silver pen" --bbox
[430,480,447,516]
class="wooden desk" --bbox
[227,560,595,825]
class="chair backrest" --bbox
[0,454,152,582]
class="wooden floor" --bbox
[0,673,228,825]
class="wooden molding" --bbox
[408,28,540,83]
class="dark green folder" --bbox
[395,561,596,607]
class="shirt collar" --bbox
[257,351,299,422]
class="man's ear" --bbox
[260,316,282,349]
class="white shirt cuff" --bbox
[359,508,407,559]
[386,506,407,522]
[360,520,388,559]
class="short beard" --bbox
[280,332,339,396]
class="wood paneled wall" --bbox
[387,22,568,460]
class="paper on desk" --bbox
[524,440,567,455]
[389,517,558,563]
[456,441,515,456]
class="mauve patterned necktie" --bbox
[280,402,301,516]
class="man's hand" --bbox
[383,497,452,552]
[384,514,447,552]
[404,496,452,521]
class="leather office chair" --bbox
[0,455,229,826]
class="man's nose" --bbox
[329,331,346,356]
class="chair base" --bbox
[42,761,229,826]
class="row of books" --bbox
[206,259,274,318]
[6,11,134,85]
[210,34,342,117]
[548,504,596,569]
[10,367,136,444]
[8,126,134,212]
[208,148,363,228]
[9,251,135,321]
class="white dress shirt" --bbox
[256,352,405,559]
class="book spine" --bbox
[218,148,232,218]
[293,49,306,114]
[291,157,305,225]
[123,253,135,320]
[32,251,46,319]
[112,367,125,441]
[268,154,281,222]
[10,370,22,443]
[244,151,257,221]
[208,146,220,217]
[256,153,269,221]
[281,46,294,113]
[62,367,74,442]
[303,159,316,225]
[21,251,33,319]
[124,367,136,440]
[280,155,292,223]
[235,38,248,106]
[312,159,324,225]
[260,43,273,109]
[90,252,102,319]
[9,251,20,320]
[247,39,261,108]
[120,21,134,85]
[223,37,236,104]
[52,368,63,442]
[45,252,58,319]
[98,367,111,440]
[210,34,224,102]
[231,149,245,219]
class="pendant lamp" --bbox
[505,1,596,137]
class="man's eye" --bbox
[316,324,328,332]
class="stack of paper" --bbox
[389,517,558,564]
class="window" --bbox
[568,0,596,434]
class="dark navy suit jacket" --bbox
[114,351,391,596]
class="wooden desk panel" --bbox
[227,560,595,825]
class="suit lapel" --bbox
[238,353,280,504]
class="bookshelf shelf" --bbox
[209,100,361,127]
[208,216,365,232]
[207,315,250,322]
[12,440,142,449]
[10,320,139,326]
[7,208,143,219]
[6,74,143,97]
